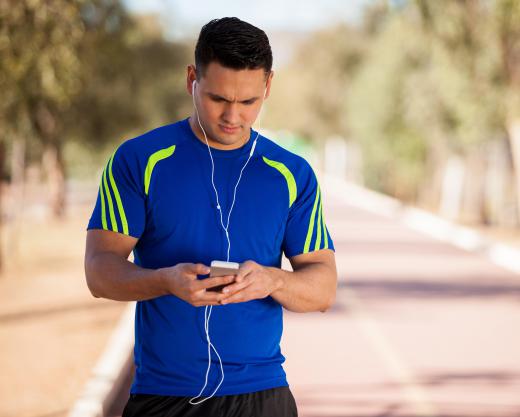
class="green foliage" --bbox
[264,24,366,141]
[0,0,85,140]
[63,20,191,153]
[267,0,520,205]
[346,13,428,199]
[0,0,192,180]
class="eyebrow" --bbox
[206,92,260,103]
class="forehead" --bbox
[199,61,266,92]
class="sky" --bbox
[122,0,374,40]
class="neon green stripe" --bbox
[303,186,320,253]
[262,156,297,207]
[99,177,108,230]
[102,161,118,232]
[322,205,329,249]
[314,190,323,250]
[108,151,129,235]
[144,145,176,195]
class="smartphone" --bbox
[207,260,239,292]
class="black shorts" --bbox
[121,386,298,417]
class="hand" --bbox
[219,260,282,305]
[160,263,235,307]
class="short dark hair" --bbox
[194,17,273,80]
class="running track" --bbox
[107,179,520,417]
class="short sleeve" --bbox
[282,162,335,258]
[87,141,145,239]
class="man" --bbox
[85,17,337,417]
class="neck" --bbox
[188,114,249,151]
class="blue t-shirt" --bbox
[87,117,335,396]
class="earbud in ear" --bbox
[192,79,196,94]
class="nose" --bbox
[221,102,240,126]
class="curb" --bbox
[68,302,135,417]
[323,174,520,275]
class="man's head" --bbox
[187,17,274,150]
[194,17,272,81]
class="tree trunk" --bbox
[42,142,66,219]
[506,118,520,226]
[418,142,446,211]
[483,138,512,226]
[461,146,489,225]
[33,102,67,219]
[439,154,465,221]
[0,141,5,273]
[5,136,27,272]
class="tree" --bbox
[415,0,520,222]
[346,9,430,202]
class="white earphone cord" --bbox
[188,80,262,405]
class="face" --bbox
[187,61,273,150]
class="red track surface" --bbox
[109,190,520,417]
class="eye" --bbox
[242,100,255,105]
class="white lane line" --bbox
[345,288,439,417]
[320,174,438,414]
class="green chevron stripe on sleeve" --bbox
[261,156,297,208]
[102,162,118,232]
[322,205,329,249]
[108,152,129,235]
[303,185,320,253]
[314,188,323,250]
[99,177,108,230]
[144,145,176,196]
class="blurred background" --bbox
[1,0,520,416]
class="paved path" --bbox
[281,184,520,417]
[108,182,520,417]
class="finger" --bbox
[235,261,255,283]
[220,289,248,305]
[193,299,225,307]
[196,275,236,291]
[221,276,252,294]
[186,263,210,276]
[195,288,232,305]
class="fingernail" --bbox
[223,288,229,293]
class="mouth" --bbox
[219,124,240,134]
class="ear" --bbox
[263,70,274,100]
[186,64,197,96]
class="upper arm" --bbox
[85,229,138,264]
[289,248,336,273]
[84,229,138,297]
[289,248,337,312]
[86,140,146,240]
[85,140,145,275]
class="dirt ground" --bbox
[0,201,127,417]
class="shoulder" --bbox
[115,120,189,165]
[257,133,315,183]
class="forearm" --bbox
[268,263,336,313]
[85,252,167,302]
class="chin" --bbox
[208,132,233,146]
